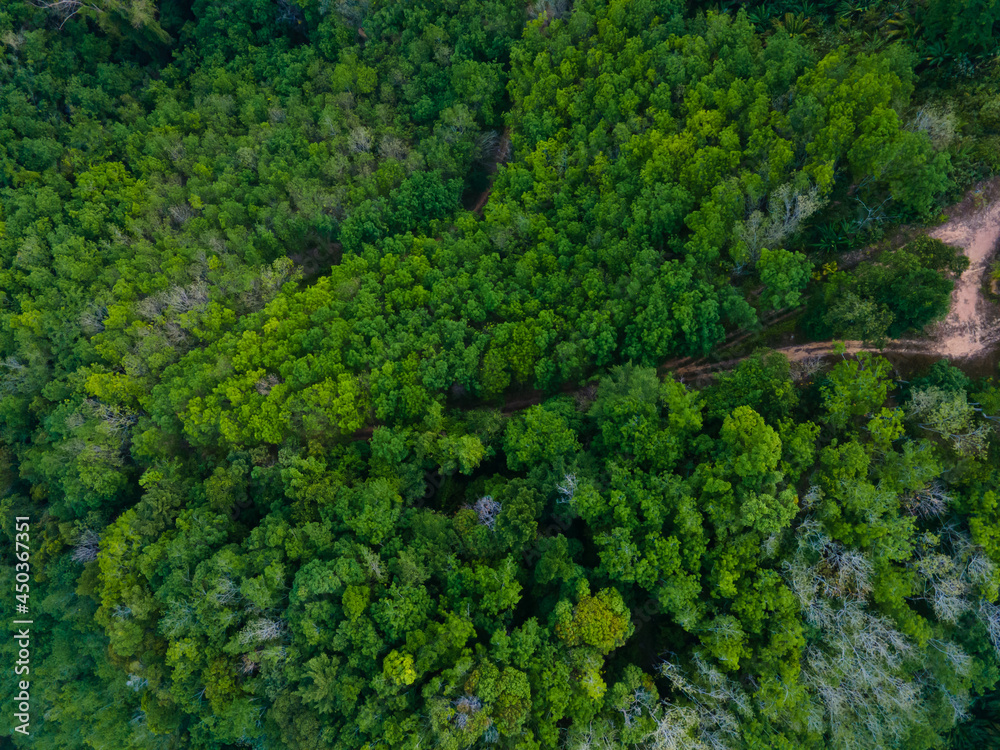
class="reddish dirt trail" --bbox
[925,178,1000,359]
[670,178,1000,384]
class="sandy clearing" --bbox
[925,180,1000,359]
[668,178,1000,383]
[813,176,1000,362]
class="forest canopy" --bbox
[2,0,1000,748]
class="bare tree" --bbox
[31,0,170,40]
[79,303,108,335]
[556,473,578,503]
[254,373,283,396]
[348,126,372,153]
[238,617,286,646]
[359,546,385,582]
[901,480,952,518]
[908,106,956,151]
[168,203,195,226]
[112,604,133,620]
[210,575,242,606]
[732,182,825,274]
[71,528,101,564]
[527,0,571,21]
[378,134,409,162]
[790,354,826,382]
[467,496,501,530]
[906,387,991,458]
[0,356,29,396]
[160,601,194,638]
[327,0,370,26]
[450,695,483,730]
[29,0,104,29]
[977,600,1000,656]
[763,183,824,248]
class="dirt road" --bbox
[670,178,1000,384]
[350,180,1000,439]
[926,178,1000,359]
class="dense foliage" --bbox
[2,0,1000,747]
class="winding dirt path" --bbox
[349,181,1000,440]
[924,179,1000,358]
[671,178,1000,383]
[501,183,1000,412]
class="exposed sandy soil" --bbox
[799,177,1000,362]
[925,177,1000,359]
[671,178,1000,385]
